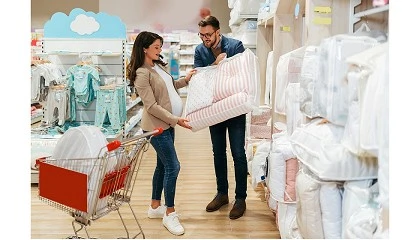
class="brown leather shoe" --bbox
[206,193,229,212]
[229,199,246,219]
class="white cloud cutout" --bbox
[70,14,100,35]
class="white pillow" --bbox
[184,66,217,116]
[277,202,301,239]
[296,168,324,239]
[319,182,343,238]
[299,46,321,118]
[264,51,273,105]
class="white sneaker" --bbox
[162,212,185,236]
[147,205,166,219]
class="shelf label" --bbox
[313,17,332,25]
[314,6,332,14]
[280,26,291,32]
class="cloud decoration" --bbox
[70,14,100,35]
[44,8,126,39]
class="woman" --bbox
[127,31,196,236]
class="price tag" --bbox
[313,17,332,25]
[314,6,332,14]
[280,26,291,32]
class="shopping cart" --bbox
[36,127,163,239]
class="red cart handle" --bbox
[154,127,164,136]
[107,140,121,151]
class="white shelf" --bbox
[230,14,258,26]
[125,109,143,135]
[354,5,389,18]
[31,170,39,184]
[179,42,200,45]
[105,130,123,140]
[126,97,142,111]
[180,50,195,55]
[244,44,256,49]
[31,110,43,124]
[31,115,43,125]
[42,51,123,56]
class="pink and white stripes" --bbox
[185,49,260,132]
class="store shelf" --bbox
[179,42,200,45]
[230,14,258,26]
[257,13,275,27]
[244,44,257,49]
[354,4,389,18]
[124,109,143,136]
[105,130,123,141]
[31,170,39,184]
[31,114,43,124]
[126,97,142,111]
[42,51,123,56]
[180,50,195,55]
[31,109,43,124]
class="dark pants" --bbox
[209,114,247,200]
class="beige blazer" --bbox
[134,63,189,131]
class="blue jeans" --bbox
[148,127,180,208]
[209,114,247,200]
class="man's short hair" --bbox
[198,15,220,30]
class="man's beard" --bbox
[204,38,216,48]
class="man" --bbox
[193,15,247,220]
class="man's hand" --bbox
[213,53,227,65]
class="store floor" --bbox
[31,113,280,239]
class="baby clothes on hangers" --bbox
[45,86,70,125]
[32,63,65,102]
[67,64,101,106]
[67,64,100,122]
[94,86,127,130]
[31,66,45,101]
[31,65,51,102]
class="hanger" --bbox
[41,59,51,64]
[77,53,93,66]
[355,18,371,33]
[31,58,51,66]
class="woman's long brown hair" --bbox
[126,31,167,86]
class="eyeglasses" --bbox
[198,31,216,39]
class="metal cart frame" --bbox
[36,128,163,239]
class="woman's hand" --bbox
[177,117,192,129]
[185,69,197,83]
